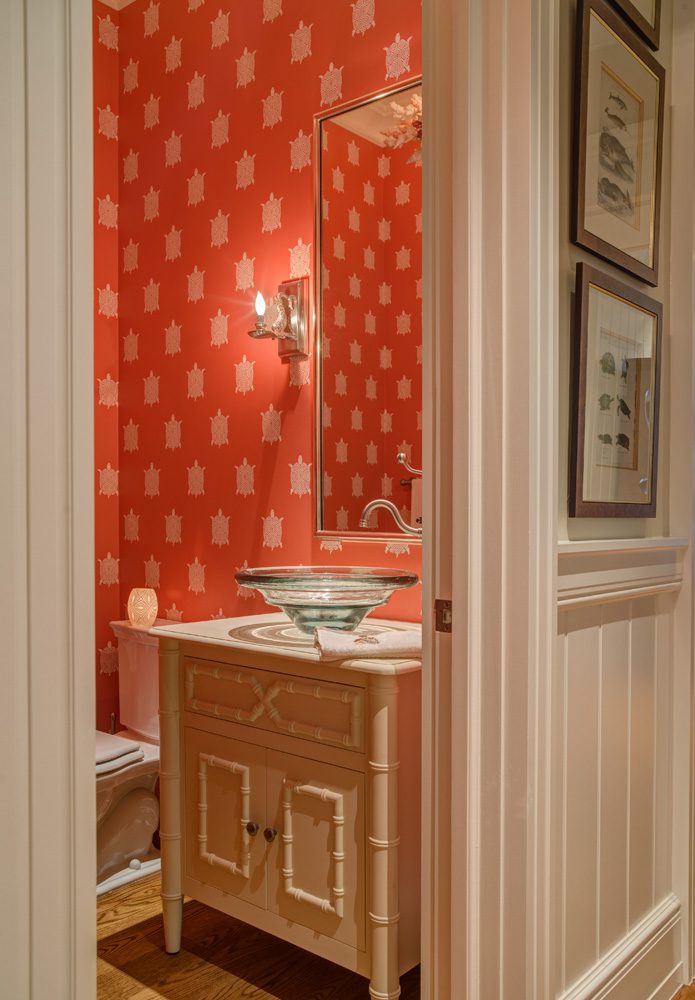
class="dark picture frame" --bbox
[608,0,661,50]
[573,0,665,286]
[569,263,662,518]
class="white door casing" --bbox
[0,0,96,998]
[421,0,558,997]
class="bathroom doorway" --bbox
[92,0,426,996]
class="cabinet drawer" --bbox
[184,657,365,753]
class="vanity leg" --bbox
[159,638,183,954]
[368,675,401,1000]
[162,894,183,955]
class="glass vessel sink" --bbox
[234,566,419,634]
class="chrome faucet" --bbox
[359,499,422,537]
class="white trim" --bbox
[558,537,689,556]
[420,0,454,994]
[668,0,695,982]
[527,2,560,998]
[0,1,31,993]
[421,0,559,994]
[557,540,686,609]
[96,857,161,897]
[0,0,95,995]
[557,895,681,1000]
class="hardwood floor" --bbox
[97,874,420,1000]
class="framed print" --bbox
[569,263,662,518]
[608,0,661,50]
[573,0,665,286]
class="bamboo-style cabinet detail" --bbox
[154,614,421,1000]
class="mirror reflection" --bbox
[317,82,423,535]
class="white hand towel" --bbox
[96,748,145,776]
[314,625,422,662]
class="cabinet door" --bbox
[184,727,267,908]
[265,750,366,950]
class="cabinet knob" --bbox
[263,827,278,843]
[245,821,260,836]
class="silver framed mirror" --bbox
[313,78,423,539]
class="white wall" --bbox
[558,0,674,544]
[554,568,685,999]
[550,1,695,997]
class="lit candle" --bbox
[127,588,158,628]
[255,291,266,318]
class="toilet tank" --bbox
[110,620,163,743]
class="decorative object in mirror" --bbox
[572,0,664,286]
[569,263,661,517]
[607,0,661,49]
[234,566,419,634]
[247,277,309,361]
[315,81,423,536]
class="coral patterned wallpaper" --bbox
[320,115,422,532]
[94,3,122,727]
[93,0,422,730]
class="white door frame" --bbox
[669,0,695,982]
[0,0,96,997]
[420,0,558,996]
[3,0,564,996]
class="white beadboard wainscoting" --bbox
[554,539,689,1000]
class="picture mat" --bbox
[583,282,657,504]
[631,0,656,24]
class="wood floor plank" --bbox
[98,877,166,940]
[97,874,420,1000]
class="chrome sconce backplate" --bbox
[276,276,309,361]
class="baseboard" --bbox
[650,968,686,1000]
[96,855,161,897]
[559,894,682,1000]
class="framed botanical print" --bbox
[569,263,662,518]
[608,0,661,50]
[573,0,665,286]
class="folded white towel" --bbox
[96,748,145,776]
[314,625,422,662]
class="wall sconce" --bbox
[127,588,158,628]
[248,277,309,362]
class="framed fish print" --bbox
[608,0,661,50]
[573,0,665,286]
[569,263,662,518]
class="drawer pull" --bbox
[264,827,278,843]
[246,821,260,836]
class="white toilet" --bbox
[96,620,162,894]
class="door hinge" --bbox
[435,599,452,633]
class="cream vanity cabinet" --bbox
[154,614,421,1000]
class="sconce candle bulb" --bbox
[247,277,309,362]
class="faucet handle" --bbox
[397,452,422,477]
